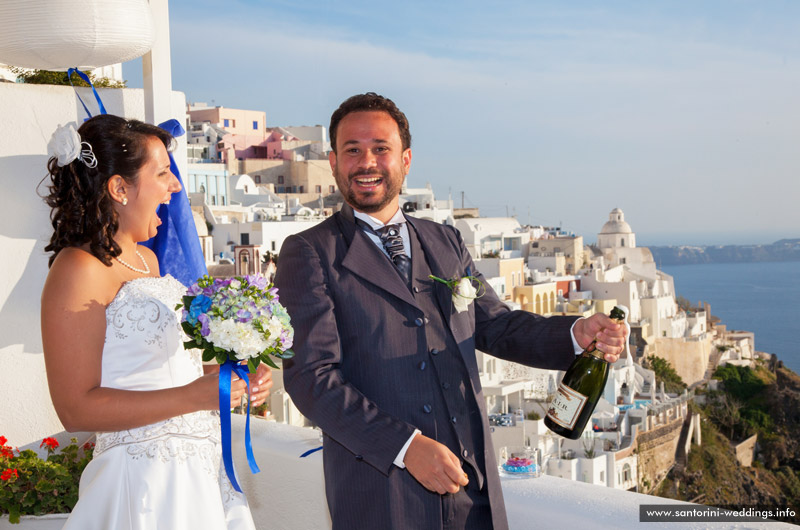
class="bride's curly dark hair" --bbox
[43,114,174,267]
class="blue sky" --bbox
[125,0,800,246]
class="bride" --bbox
[40,114,271,529]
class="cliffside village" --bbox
[184,103,764,495]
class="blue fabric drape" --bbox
[142,120,208,286]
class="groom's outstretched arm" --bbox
[275,233,417,475]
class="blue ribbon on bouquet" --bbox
[219,360,260,493]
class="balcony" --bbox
[223,415,782,530]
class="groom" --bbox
[274,93,626,529]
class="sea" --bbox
[660,261,800,375]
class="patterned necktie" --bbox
[357,220,411,285]
[378,224,411,285]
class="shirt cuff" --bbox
[570,318,585,355]
[393,429,421,469]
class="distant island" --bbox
[648,239,800,266]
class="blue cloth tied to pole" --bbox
[142,119,208,287]
[219,361,261,493]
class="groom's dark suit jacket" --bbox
[275,206,578,530]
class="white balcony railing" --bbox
[227,416,790,530]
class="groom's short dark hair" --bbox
[329,92,411,153]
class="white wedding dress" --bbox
[63,276,256,530]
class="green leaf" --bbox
[262,356,279,370]
[216,352,227,365]
[9,505,20,524]
[276,349,295,360]
[202,349,216,363]
[247,357,261,373]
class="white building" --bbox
[455,217,527,260]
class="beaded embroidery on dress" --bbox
[63,276,256,530]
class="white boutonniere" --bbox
[429,269,485,313]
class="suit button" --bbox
[430,348,439,356]
[355,455,363,461]
[414,317,424,327]
[423,404,432,414]
[442,382,450,390]
[463,449,469,458]
[413,286,420,293]
[424,317,430,324]
[418,361,426,371]
[451,416,457,424]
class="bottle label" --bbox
[546,382,589,430]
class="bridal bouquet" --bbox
[177,274,294,493]
[178,274,294,370]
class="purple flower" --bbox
[236,309,252,322]
[187,283,202,296]
[246,275,268,289]
[198,313,211,336]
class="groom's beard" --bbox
[334,167,403,214]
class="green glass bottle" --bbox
[544,306,627,440]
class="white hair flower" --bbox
[48,123,97,168]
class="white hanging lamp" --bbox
[0,0,155,70]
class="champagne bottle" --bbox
[544,306,627,440]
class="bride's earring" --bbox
[122,197,128,206]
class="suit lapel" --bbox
[337,205,420,309]
[405,216,464,326]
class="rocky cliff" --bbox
[649,239,800,266]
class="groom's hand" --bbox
[404,434,469,495]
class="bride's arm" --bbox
[40,249,249,433]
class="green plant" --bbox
[9,67,126,88]
[526,411,541,421]
[0,436,93,524]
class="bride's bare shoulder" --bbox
[42,248,120,308]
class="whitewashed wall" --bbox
[0,82,187,447]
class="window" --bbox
[231,119,236,127]
[622,464,631,482]
[271,241,276,251]
[315,185,322,193]
[241,233,250,245]
[253,121,258,130]
[224,119,230,127]
[243,185,248,193]
[298,186,304,193]
[221,196,226,206]
[278,175,284,184]
[329,185,336,193]
[254,175,261,184]
[277,186,283,193]
[211,196,216,205]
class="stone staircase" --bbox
[673,411,694,473]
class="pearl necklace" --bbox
[114,249,151,275]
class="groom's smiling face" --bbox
[330,110,412,223]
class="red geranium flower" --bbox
[0,468,18,481]
[0,436,7,446]
[82,442,95,451]
[0,446,14,459]
[40,437,59,450]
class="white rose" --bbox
[452,277,477,313]
[47,124,82,167]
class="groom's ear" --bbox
[402,147,412,175]
[329,150,337,173]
